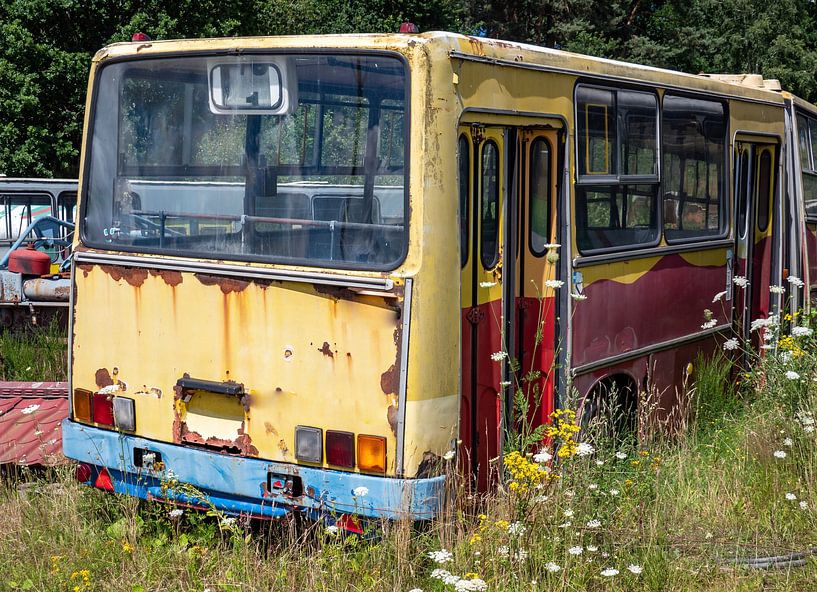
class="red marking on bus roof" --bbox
[0,381,68,466]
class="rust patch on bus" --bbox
[176,421,259,456]
[78,264,92,278]
[149,269,183,287]
[387,404,398,437]
[194,273,250,294]
[318,342,334,358]
[264,422,278,436]
[99,265,148,287]
[380,363,398,395]
[415,451,442,479]
[95,368,113,388]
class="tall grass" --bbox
[0,320,67,381]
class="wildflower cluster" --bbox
[504,450,550,493]
[544,409,582,458]
[70,569,92,592]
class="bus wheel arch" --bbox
[578,372,639,442]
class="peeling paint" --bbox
[95,368,113,389]
[149,269,183,287]
[415,451,442,479]
[380,363,399,395]
[194,273,250,294]
[99,265,148,287]
[387,404,398,437]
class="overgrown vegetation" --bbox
[0,320,67,381]
[2,313,816,590]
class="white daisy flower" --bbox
[785,371,800,381]
[568,546,583,555]
[774,450,787,459]
[571,292,588,301]
[701,319,717,330]
[783,438,793,447]
[586,519,601,528]
[353,486,369,497]
[787,275,804,287]
[792,326,813,337]
[545,279,564,289]
[733,276,748,287]
[479,281,497,288]
[587,545,598,552]
[545,562,561,572]
[609,489,620,496]
[627,564,643,574]
[563,509,574,518]
[443,450,455,461]
[800,500,808,510]
[325,525,339,535]
[769,285,785,294]
[712,290,727,303]
[169,508,184,518]
[600,568,619,577]
[615,451,627,460]
[490,351,508,361]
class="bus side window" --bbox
[458,135,470,268]
[662,95,726,241]
[575,85,659,253]
[480,141,500,269]
[529,138,551,256]
[756,150,772,232]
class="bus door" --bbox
[734,141,776,346]
[515,129,559,438]
[459,125,559,490]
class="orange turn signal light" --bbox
[73,388,93,423]
[357,434,386,474]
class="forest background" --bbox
[2,0,817,178]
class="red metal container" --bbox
[8,245,51,276]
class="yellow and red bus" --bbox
[63,32,815,521]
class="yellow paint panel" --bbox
[72,266,402,474]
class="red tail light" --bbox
[94,467,114,491]
[92,393,114,426]
[131,32,151,42]
[399,22,419,33]
[75,463,92,483]
[326,430,355,468]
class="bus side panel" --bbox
[572,250,730,369]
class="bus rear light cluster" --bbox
[326,430,355,468]
[295,427,386,474]
[295,426,323,463]
[73,388,135,432]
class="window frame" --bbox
[661,92,729,245]
[78,48,412,273]
[458,134,471,268]
[574,81,661,255]
[796,109,817,223]
[479,139,501,270]
[528,136,553,257]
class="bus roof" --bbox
[93,31,797,106]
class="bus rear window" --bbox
[83,53,408,270]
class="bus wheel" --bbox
[579,375,638,445]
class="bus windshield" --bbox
[83,53,408,269]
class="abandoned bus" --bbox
[62,32,813,521]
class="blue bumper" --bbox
[62,420,444,520]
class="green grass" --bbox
[1,341,817,591]
[0,320,67,381]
